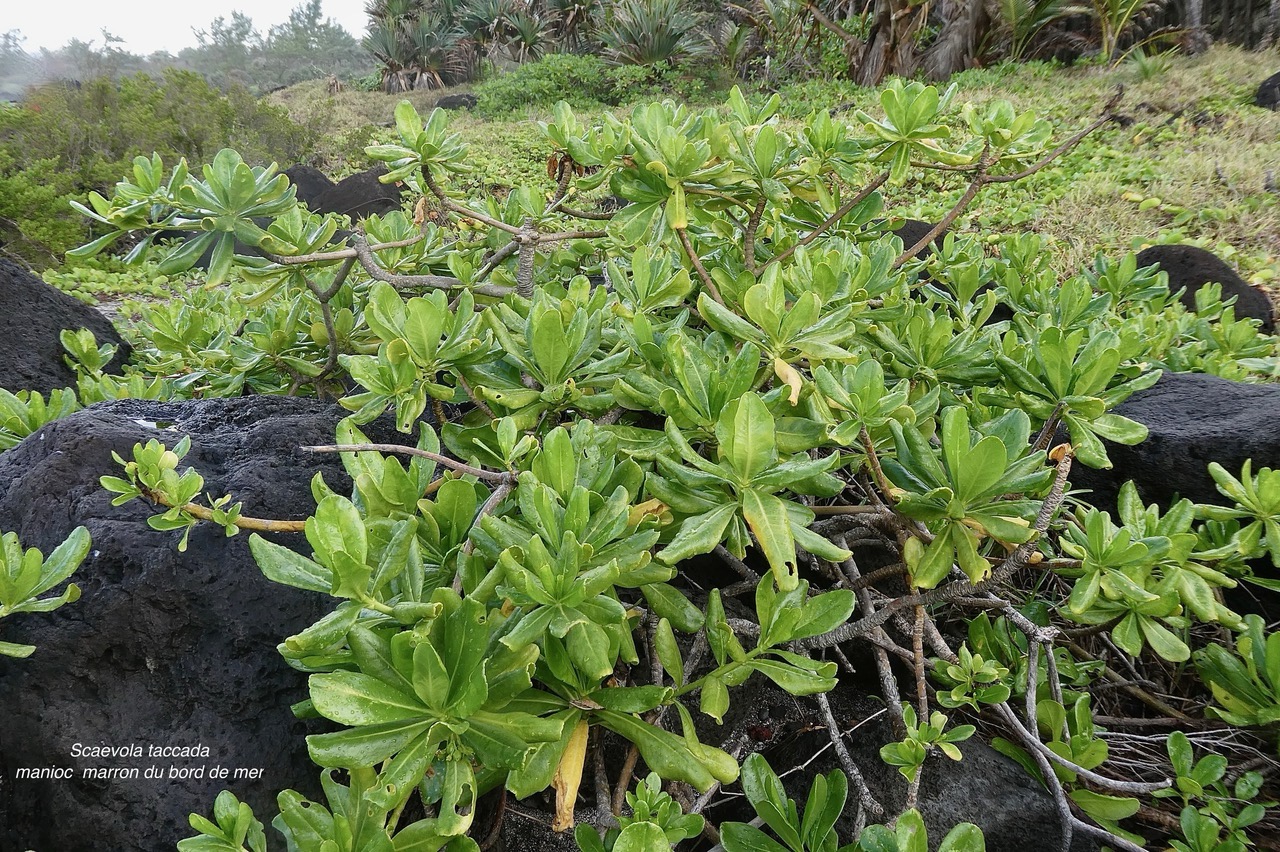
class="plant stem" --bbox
[994,702,1171,794]
[859,426,898,504]
[676,227,724,305]
[762,171,890,270]
[261,233,426,265]
[799,447,1074,650]
[141,488,306,533]
[515,217,537,299]
[304,443,511,482]
[912,604,929,719]
[422,169,521,234]
[815,691,884,820]
[811,503,884,516]
[1032,401,1067,453]
[1070,817,1146,852]
[611,744,641,816]
[351,234,513,298]
[557,205,614,221]
[893,145,991,269]
[743,198,766,276]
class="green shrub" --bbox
[0,69,313,267]
[473,52,732,116]
[61,78,1280,852]
[475,54,620,114]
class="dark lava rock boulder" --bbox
[490,679,1092,852]
[435,93,477,110]
[1256,71,1280,110]
[1136,244,1276,334]
[725,681,1092,852]
[0,396,396,852]
[0,259,131,394]
[312,164,406,220]
[892,218,944,255]
[1067,371,1280,512]
[284,164,336,211]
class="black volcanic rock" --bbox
[1066,371,1280,512]
[0,396,399,851]
[1136,244,1275,334]
[311,164,406,220]
[0,259,131,394]
[1255,71,1280,110]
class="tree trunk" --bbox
[1268,0,1280,48]
[1184,0,1210,54]
[854,0,924,85]
[922,0,989,79]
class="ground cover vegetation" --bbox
[2,1,1280,850]
[2,67,1274,850]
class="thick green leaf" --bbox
[722,394,776,482]
[717,823,789,852]
[310,671,427,726]
[741,489,798,591]
[660,504,737,566]
[250,534,332,593]
[595,709,716,792]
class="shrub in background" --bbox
[0,70,313,268]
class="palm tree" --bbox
[363,0,471,92]
[595,0,708,66]
[546,0,599,51]
[505,10,553,62]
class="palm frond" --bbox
[596,0,708,65]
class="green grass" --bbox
[756,46,1280,293]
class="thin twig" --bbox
[843,562,907,592]
[715,545,760,583]
[859,426,897,504]
[994,703,1171,794]
[308,254,355,386]
[475,239,520,282]
[1032,402,1067,453]
[1064,640,1194,721]
[422,169,521,234]
[305,443,511,482]
[612,744,641,816]
[676,228,724,305]
[893,144,992,269]
[798,447,1073,650]
[815,691,884,824]
[457,374,496,419]
[1023,725,1076,852]
[762,171,890,270]
[836,546,906,736]
[985,89,1124,185]
[1070,817,1146,852]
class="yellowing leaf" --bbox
[552,718,590,832]
[773,358,803,405]
[629,498,669,527]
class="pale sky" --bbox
[4,1,370,56]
